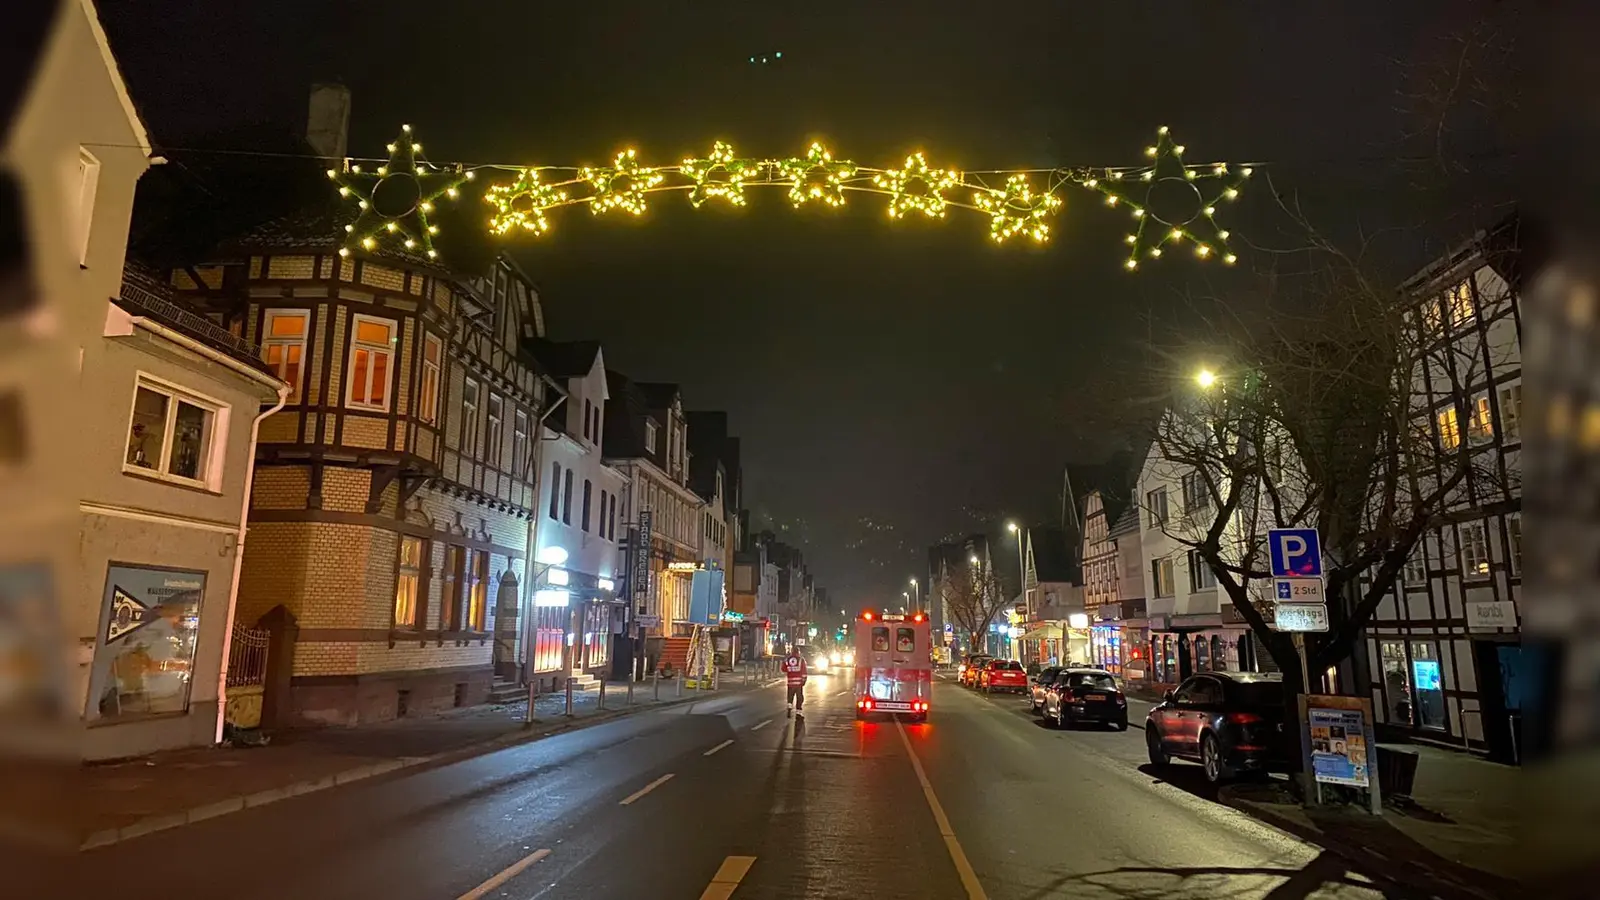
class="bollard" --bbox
[676,670,683,697]
[627,675,635,706]
[653,665,660,701]
[598,678,607,710]
[564,676,575,717]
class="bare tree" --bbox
[940,563,1009,655]
[1140,203,1515,704]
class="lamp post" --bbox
[908,576,921,612]
[1007,522,1027,662]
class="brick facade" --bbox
[177,251,547,728]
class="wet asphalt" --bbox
[25,673,1396,899]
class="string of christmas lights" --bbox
[331,126,1251,268]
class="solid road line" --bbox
[751,718,773,731]
[895,720,988,900]
[618,773,675,806]
[455,848,550,900]
[833,689,850,697]
[698,855,757,900]
[703,739,735,756]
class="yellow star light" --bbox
[973,174,1063,243]
[485,169,569,237]
[1084,125,1249,270]
[681,141,759,208]
[328,124,469,259]
[581,149,665,216]
[779,142,858,208]
[874,152,962,220]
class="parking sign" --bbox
[1268,528,1322,578]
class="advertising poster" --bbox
[1308,705,1370,787]
[87,563,206,720]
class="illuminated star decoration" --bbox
[328,124,470,259]
[581,149,665,216]
[874,152,961,220]
[1084,126,1249,270]
[973,174,1063,243]
[681,141,760,208]
[779,142,858,208]
[485,168,568,236]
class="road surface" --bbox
[25,673,1393,899]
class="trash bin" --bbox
[1376,744,1419,801]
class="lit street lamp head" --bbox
[1006,521,1018,533]
[1196,368,1219,389]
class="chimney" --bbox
[306,83,351,161]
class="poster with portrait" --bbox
[87,564,205,721]
[1308,705,1370,787]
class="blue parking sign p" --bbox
[1269,528,1322,578]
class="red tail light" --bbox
[912,612,926,623]
[859,698,874,710]
[1226,711,1262,725]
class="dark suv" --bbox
[1144,672,1288,783]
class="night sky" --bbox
[102,0,1529,607]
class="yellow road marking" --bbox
[704,739,735,756]
[618,773,675,806]
[456,847,549,900]
[895,720,988,900]
[698,855,756,900]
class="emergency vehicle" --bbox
[852,609,932,721]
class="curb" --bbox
[1216,785,1511,900]
[77,680,779,852]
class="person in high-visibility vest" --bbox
[781,649,808,717]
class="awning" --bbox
[1020,624,1062,642]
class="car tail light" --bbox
[859,698,874,710]
[1227,711,1263,725]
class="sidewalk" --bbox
[1219,742,1577,899]
[0,675,775,853]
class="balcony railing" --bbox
[117,268,265,366]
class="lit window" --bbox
[262,310,309,401]
[346,314,396,411]
[395,536,423,628]
[1498,382,1521,442]
[467,550,491,631]
[1458,521,1490,579]
[1447,280,1474,327]
[123,377,224,488]
[645,421,658,453]
[418,333,442,424]
[1437,407,1461,450]
[1469,394,1494,442]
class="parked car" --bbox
[1042,667,1128,729]
[980,659,1029,694]
[959,654,992,688]
[1144,671,1288,784]
[1029,665,1063,713]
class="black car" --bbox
[1041,667,1128,730]
[1144,671,1288,783]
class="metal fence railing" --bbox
[227,623,270,687]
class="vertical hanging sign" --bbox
[632,509,653,606]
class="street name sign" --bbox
[1274,602,1330,632]
[1268,528,1323,578]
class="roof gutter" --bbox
[123,315,284,396]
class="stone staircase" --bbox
[487,677,524,704]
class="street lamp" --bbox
[1007,521,1027,662]
[1196,368,1219,389]
[908,576,921,612]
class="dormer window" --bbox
[645,421,658,453]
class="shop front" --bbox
[1147,610,1253,688]
[1091,599,1149,679]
